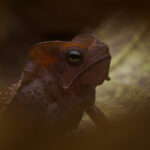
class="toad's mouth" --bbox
[63,55,111,89]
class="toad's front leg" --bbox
[86,104,110,128]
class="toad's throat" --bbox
[63,55,111,89]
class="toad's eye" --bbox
[67,49,83,64]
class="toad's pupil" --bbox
[69,53,80,59]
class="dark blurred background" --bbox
[0,0,150,87]
[0,1,149,72]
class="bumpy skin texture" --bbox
[0,34,111,134]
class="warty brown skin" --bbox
[0,34,111,135]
